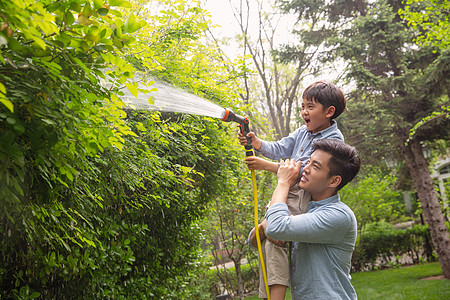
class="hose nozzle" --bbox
[221,108,253,152]
[221,108,247,125]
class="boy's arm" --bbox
[244,157,279,173]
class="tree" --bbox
[209,0,330,140]
[341,168,404,232]
[277,0,450,277]
[399,0,450,49]
[207,173,255,299]
[206,162,276,299]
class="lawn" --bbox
[245,262,449,299]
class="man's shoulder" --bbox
[318,201,356,221]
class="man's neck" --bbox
[311,190,337,202]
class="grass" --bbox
[245,262,449,299]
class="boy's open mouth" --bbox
[304,118,310,124]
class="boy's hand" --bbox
[244,156,267,170]
[245,157,279,173]
[277,159,301,187]
[260,219,286,247]
[237,131,261,150]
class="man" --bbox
[264,139,361,300]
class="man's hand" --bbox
[267,159,302,208]
[277,159,302,187]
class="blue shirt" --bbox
[258,121,344,172]
[266,194,357,300]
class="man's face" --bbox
[299,149,335,197]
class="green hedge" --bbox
[192,261,259,299]
[351,222,435,272]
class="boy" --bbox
[242,81,346,299]
[265,139,360,299]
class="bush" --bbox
[205,262,259,298]
[351,222,433,272]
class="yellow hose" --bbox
[251,169,270,300]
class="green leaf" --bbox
[124,14,140,33]
[6,117,16,125]
[69,2,81,12]
[110,0,132,8]
[97,8,109,16]
[64,11,75,26]
[109,0,123,6]
[94,0,104,10]
[32,37,46,50]
[0,98,13,113]
[125,82,138,97]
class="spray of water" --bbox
[120,79,226,119]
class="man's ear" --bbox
[326,106,336,118]
[329,175,342,189]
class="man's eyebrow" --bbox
[311,158,322,167]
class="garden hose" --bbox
[249,153,271,300]
[221,108,270,299]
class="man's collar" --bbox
[308,193,340,209]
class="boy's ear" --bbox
[326,106,336,118]
[329,175,342,189]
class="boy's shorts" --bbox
[258,239,289,298]
[258,185,310,298]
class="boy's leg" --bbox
[270,284,287,300]
[264,239,289,299]
[286,184,310,216]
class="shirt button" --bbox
[294,286,297,290]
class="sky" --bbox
[202,0,297,56]
[203,0,239,35]
[200,0,344,87]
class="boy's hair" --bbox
[302,81,346,119]
[312,139,361,191]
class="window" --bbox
[439,165,450,175]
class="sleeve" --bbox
[266,203,352,244]
[247,230,256,249]
[258,128,304,160]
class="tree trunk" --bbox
[234,258,245,300]
[401,138,450,279]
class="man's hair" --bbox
[302,81,346,119]
[312,139,361,191]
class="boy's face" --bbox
[301,98,334,134]
[299,149,338,200]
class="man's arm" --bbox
[266,203,353,244]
